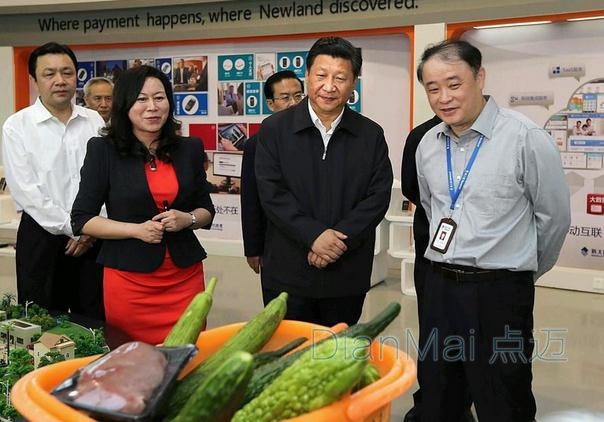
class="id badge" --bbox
[430,218,457,254]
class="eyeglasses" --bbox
[272,93,305,103]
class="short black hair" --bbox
[28,42,78,80]
[417,39,482,83]
[106,65,179,161]
[264,70,303,99]
[306,37,362,78]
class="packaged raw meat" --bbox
[52,342,196,421]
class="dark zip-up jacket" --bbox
[256,99,393,297]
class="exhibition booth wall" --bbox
[0,1,603,294]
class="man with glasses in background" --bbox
[241,70,304,278]
[254,37,392,326]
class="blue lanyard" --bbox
[446,134,485,211]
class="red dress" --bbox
[104,158,205,345]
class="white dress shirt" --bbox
[308,101,344,160]
[2,97,105,237]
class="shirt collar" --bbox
[307,101,345,133]
[32,97,81,124]
[470,95,497,139]
[437,95,498,141]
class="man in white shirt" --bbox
[2,42,105,321]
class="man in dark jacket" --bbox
[255,37,393,326]
[241,70,304,275]
[401,115,476,422]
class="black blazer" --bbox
[71,136,215,272]
[401,115,441,260]
[240,134,267,258]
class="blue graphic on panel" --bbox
[568,113,604,119]
[77,62,95,89]
[156,58,173,81]
[569,139,604,147]
[261,82,272,115]
[347,78,362,113]
[175,93,208,116]
[276,51,307,78]
[245,82,261,115]
[218,54,254,80]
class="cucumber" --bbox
[170,351,254,422]
[338,302,402,339]
[232,336,370,422]
[252,336,307,369]
[241,301,400,405]
[165,292,288,418]
[163,277,218,347]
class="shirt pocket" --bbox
[471,174,522,218]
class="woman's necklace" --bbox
[146,139,159,171]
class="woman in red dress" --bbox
[71,65,215,345]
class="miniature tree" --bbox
[74,330,106,357]
[38,351,66,368]
[6,349,33,386]
[2,322,14,365]
[0,293,15,311]
[28,312,55,331]
[7,305,22,320]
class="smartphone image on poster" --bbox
[184,97,197,112]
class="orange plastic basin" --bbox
[11,320,416,422]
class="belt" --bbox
[430,261,523,282]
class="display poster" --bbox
[544,81,604,270]
[276,51,307,77]
[347,78,362,113]
[76,61,95,89]
[63,36,407,242]
[244,82,261,115]
[155,57,172,79]
[204,192,243,241]
[217,54,254,81]
[175,93,208,116]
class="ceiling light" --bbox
[474,21,552,29]
[566,15,604,22]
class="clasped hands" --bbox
[138,210,192,244]
[65,234,96,257]
[307,229,348,269]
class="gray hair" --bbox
[83,77,114,96]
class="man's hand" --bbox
[246,256,262,274]
[311,229,348,263]
[307,251,330,268]
[65,235,95,257]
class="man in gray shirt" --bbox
[415,40,570,421]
